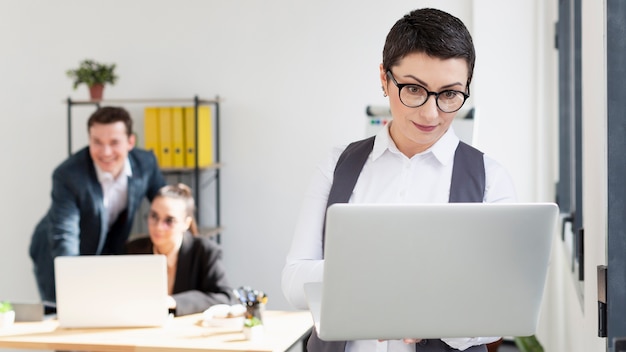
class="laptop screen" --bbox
[54,255,170,328]
[309,202,558,340]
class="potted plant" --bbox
[514,335,544,352]
[486,336,543,352]
[0,301,15,328]
[243,316,264,341]
[66,59,118,100]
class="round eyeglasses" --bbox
[386,70,469,113]
[147,212,180,229]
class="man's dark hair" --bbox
[382,8,476,85]
[87,106,133,137]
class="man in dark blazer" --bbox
[29,106,166,304]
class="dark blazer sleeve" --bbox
[47,148,105,258]
[48,165,87,258]
[172,233,235,316]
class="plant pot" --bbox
[243,325,264,341]
[89,84,104,100]
[0,310,15,328]
[486,338,503,352]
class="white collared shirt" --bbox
[282,123,516,352]
[95,158,132,229]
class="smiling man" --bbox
[29,106,165,304]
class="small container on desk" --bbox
[234,286,268,341]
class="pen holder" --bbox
[243,303,265,341]
[234,285,267,340]
[245,302,264,324]
[234,286,267,325]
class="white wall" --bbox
[0,0,475,310]
[472,1,553,204]
[580,0,608,350]
[0,0,611,351]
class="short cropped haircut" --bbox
[382,8,476,85]
[87,106,133,137]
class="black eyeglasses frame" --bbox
[386,70,470,113]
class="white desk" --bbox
[0,310,312,352]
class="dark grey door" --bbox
[606,0,626,350]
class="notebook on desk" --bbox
[54,255,170,328]
[304,202,559,341]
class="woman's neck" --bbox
[154,234,184,256]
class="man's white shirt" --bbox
[95,158,132,230]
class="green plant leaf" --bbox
[0,301,13,313]
[514,335,544,352]
[66,59,118,89]
[244,316,262,327]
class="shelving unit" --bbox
[65,95,223,242]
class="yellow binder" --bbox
[157,107,173,168]
[184,106,213,168]
[171,107,185,168]
[143,107,160,163]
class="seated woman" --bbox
[126,183,234,316]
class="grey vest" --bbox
[310,136,488,352]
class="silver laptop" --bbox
[305,202,558,341]
[54,255,170,328]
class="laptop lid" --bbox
[306,202,558,341]
[54,255,170,328]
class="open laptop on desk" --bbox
[54,255,170,328]
[304,202,559,341]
